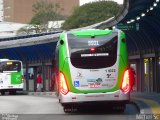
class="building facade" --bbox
[3,0,79,23]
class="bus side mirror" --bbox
[122,38,126,43]
[60,40,64,45]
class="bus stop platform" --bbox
[131,92,160,115]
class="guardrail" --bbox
[0,31,62,42]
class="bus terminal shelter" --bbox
[0,0,160,92]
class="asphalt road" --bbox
[0,94,139,120]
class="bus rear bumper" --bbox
[0,84,23,91]
[0,88,23,92]
[60,90,130,105]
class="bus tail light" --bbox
[90,48,96,52]
[59,72,69,95]
[121,70,130,93]
[22,75,24,83]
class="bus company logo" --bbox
[77,72,82,77]
[76,71,84,79]
[87,78,103,83]
[96,78,103,84]
[106,74,111,78]
[74,81,80,87]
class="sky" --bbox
[80,0,123,5]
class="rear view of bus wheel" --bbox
[1,91,5,95]
[117,105,126,113]
[113,104,126,113]
[63,106,72,113]
[10,91,16,95]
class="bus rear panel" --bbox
[55,29,132,111]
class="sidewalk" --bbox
[24,91,56,96]
[131,92,160,115]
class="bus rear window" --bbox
[0,61,21,72]
[67,33,118,69]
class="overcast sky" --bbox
[80,0,123,5]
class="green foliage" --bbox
[30,0,64,25]
[62,1,122,30]
[17,0,65,35]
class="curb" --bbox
[130,99,141,114]
[27,92,56,96]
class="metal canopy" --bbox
[0,0,130,63]
[120,0,160,56]
[0,0,160,63]
[0,32,59,63]
[0,42,57,63]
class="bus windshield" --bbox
[0,61,21,72]
[68,33,118,69]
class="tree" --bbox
[16,25,33,36]
[17,0,65,35]
[62,1,122,30]
[31,0,64,25]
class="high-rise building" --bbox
[3,0,79,23]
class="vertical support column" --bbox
[147,58,152,92]
[33,67,37,92]
[140,57,144,92]
[25,62,29,91]
[152,57,156,92]
[136,59,141,92]
[42,61,46,91]
[158,57,160,93]
[48,66,52,91]
[51,59,55,91]
[153,54,159,93]
[136,56,145,92]
[134,62,138,92]
[151,58,154,92]
[156,56,159,93]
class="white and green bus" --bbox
[0,59,24,95]
[55,29,135,112]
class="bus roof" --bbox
[0,59,9,62]
[70,29,113,37]
[0,59,21,62]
